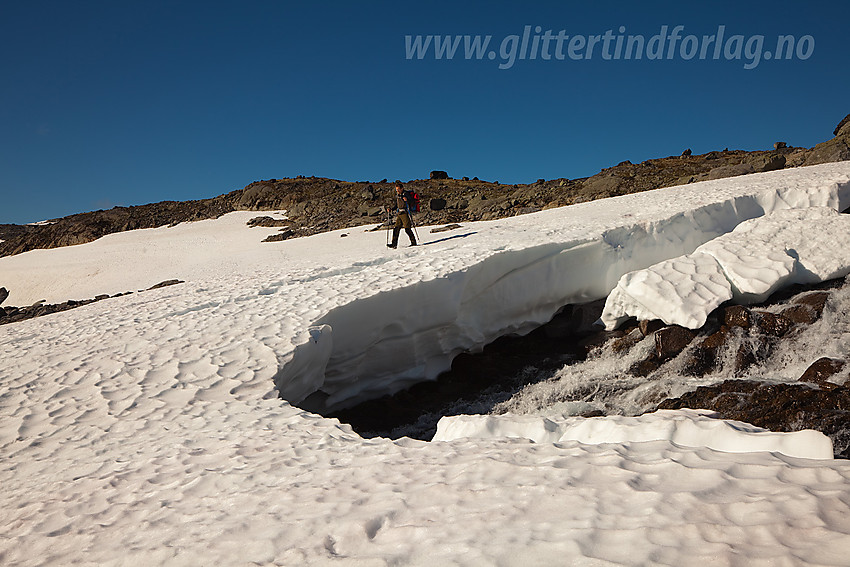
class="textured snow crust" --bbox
[433,408,834,459]
[601,207,850,329]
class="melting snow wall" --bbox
[277,168,850,411]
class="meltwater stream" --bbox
[328,277,850,445]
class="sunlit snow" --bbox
[2,163,850,565]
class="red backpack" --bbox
[403,190,420,213]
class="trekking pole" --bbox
[386,208,391,246]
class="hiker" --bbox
[387,181,417,248]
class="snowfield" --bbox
[2,163,850,565]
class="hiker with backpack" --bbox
[387,181,418,248]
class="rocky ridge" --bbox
[2,114,849,258]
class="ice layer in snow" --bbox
[601,206,850,329]
[2,164,850,565]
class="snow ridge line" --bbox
[274,171,850,411]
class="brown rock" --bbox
[639,319,665,337]
[752,311,795,337]
[724,305,753,328]
[630,356,661,377]
[578,330,625,357]
[735,344,758,374]
[780,304,819,325]
[803,136,850,166]
[655,325,696,361]
[247,216,294,228]
[792,291,830,315]
[707,163,756,180]
[429,198,447,211]
[682,328,731,376]
[147,279,184,291]
[611,327,643,353]
[799,358,846,388]
[430,223,462,234]
[262,229,295,242]
[752,153,786,173]
[702,327,731,350]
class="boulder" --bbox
[262,229,295,242]
[429,198,447,211]
[803,136,850,166]
[611,326,643,354]
[654,325,696,361]
[0,287,7,305]
[147,279,184,291]
[236,182,284,209]
[681,149,692,156]
[799,357,846,388]
[706,163,756,180]
[779,291,829,325]
[639,319,665,336]
[429,170,449,180]
[724,305,753,328]
[630,357,661,377]
[751,153,786,172]
[774,141,787,149]
[579,174,622,198]
[682,328,730,376]
[246,216,293,228]
[752,310,794,337]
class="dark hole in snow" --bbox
[304,278,850,459]
[318,300,608,441]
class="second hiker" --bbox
[387,181,417,248]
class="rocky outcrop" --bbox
[0,198,235,257]
[606,281,840,381]
[0,280,184,326]
[588,278,850,458]
[246,216,294,228]
[803,136,850,166]
[0,293,129,325]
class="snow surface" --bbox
[601,207,850,329]
[2,163,850,565]
[433,408,833,459]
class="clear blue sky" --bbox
[2,0,848,224]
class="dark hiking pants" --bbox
[391,212,416,246]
